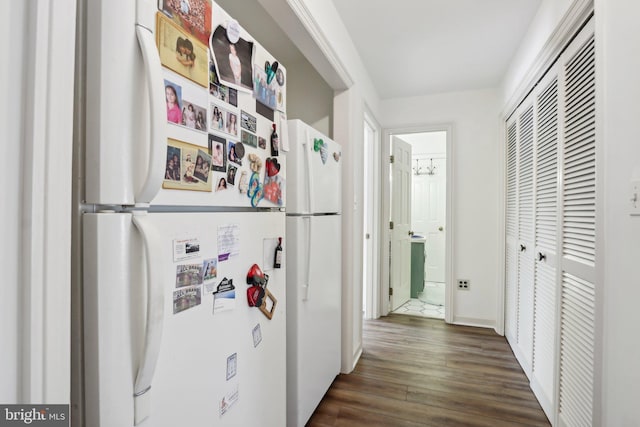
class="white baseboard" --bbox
[342,346,363,375]
[451,316,496,329]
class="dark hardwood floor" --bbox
[307,314,551,427]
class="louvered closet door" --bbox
[505,119,518,345]
[530,69,559,420]
[557,19,597,427]
[516,102,535,375]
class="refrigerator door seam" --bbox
[286,213,340,217]
[304,129,314,214]
[134,24,166,205]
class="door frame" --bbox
[362,110,381,319]
[381,124,454,323]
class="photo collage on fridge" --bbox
[158,0,287,207]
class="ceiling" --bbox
[217,0,543,101]
[330,0,542,99]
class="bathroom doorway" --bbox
[386,128,451,320]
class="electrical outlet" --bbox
[457,280,470,290]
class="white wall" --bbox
[334,87,367,372]
[215,0,335,138]
[596,1,640,424]
[0,0,27,402]
[381,88,501,327]
[500,0,574,106]
[297,0,382,117]
[279,0,384,373]
[286,58,334,138]
[0,0,76,404]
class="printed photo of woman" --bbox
[165,82,182,124]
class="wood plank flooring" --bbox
[307,314,551,427]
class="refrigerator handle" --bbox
[132,212,165,425]
[134,24,166,205]
[302,216,312,301]
[304,130,315,214]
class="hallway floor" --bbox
[307,315,550,426]
[392,298,445,319]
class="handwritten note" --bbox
[218,224,240,262]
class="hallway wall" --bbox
[215,0,335,137]
[596,0,640,424]
[0,0,76,404]
[228,0,384,374]
[0,0,27,402]
[381,88,502,328]
[500,0,574,106]
[286,58,334,138]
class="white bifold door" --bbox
[504,18,598,427]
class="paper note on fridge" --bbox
[218,224,240,261]
[213,277,236,312]
[219,384,239,417]
[173,237,201,261]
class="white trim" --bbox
[363,109,382,320]
[450,317,496,329]
[381,124,454,323]
[381,129,391,316]
[593,9,605,426]
[501,0,594,120]
[495,114,507,336]
[350,347,363,373]
[286,0,354,89]
[531,374,555,424]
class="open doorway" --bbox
[384,128,452,321]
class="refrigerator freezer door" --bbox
[286,215,342,426]
[84,211,286,426]
[85,1,157,205]
[287,120,341,214]
[85,1,287,209]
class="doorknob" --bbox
[365,233,370,239]
[438,226,443,231]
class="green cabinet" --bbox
[411,240,425,298]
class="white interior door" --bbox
[390,137,412,311]
[423,158,446,282]
[516,103,535,376]
[557,24,597,427]
[530,69,559,420]
[505,119,519,346]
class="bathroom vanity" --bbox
[410,237,426,298]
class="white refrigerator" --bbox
[77,1,289,426]
[285,120,342,426]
